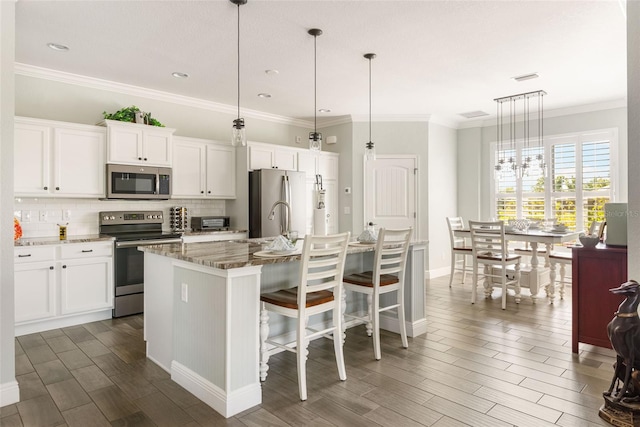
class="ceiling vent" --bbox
[512,72,539,82]
[459,110,490,119]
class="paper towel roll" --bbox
[313,208,328,235]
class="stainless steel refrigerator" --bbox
[249,169,306,238]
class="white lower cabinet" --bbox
[14,262,56,323]
[14,241,114,336]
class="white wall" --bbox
[627,1,640,279]
[0,0,18,407]
[427,122,458,276]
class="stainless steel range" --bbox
[99,210,182,317]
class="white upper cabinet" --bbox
[172,136,236,199]
[249,142,298,171]
[14,117,106,198]
[102,120,174,167]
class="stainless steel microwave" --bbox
[106,164,171,200]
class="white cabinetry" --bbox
[102,119,175,167]
[297,151,339,235]
[249,142,298,170]
[14,241,114,336]
[14,117,106,198]
[172,136,236,199]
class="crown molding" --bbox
[349,114,432,123]
[317,115,353,128]
[457,98,628,129]
[14,63,314,128]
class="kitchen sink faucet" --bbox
[268,200,292,236]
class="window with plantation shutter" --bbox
[491,129,617,231]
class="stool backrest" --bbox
[373,228,413,287]
[298,232,351,308]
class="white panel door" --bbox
[14,122,51,195]
[364,155,417,233]
[173,140,205,197]
[54,127,106,197]
[206,144,236,198]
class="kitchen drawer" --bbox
[14,246,56,263]
[60,242,113,259]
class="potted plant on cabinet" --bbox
[102,105,165,127]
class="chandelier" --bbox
[494,90,546,180]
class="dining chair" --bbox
[258,231,351,401]
[446,217,473,287]
[469,220,522,310]
[342,227,413,360]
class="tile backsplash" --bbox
[14,198,226,238]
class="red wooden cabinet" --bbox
[572,245,628,353]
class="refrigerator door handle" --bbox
[281,176,291,234]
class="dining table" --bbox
[454,227,582,303]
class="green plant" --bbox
[102,105,165,127]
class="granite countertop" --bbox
[15,234,115,247]
[139,238,426,270]
[182,229,247,236]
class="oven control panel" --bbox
[99,211,164,225]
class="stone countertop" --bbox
[15,234,115,247]
[139,238,427,270]
[181,229,247,236]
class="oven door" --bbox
[113,238,180,317]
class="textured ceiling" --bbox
[15,0,627,126]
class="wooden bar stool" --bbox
[342,227,412,360]
[259,232,350,401]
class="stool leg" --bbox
[398,286,408,349]
[341,289,347,344]
[366,294,373,337]
[461,254,467,284]
[372,291,381,360]
[297,316,309,401]
[483,264,492,299]
[333,294,347,381]
[471,261,477,304]
[259,303,270,382]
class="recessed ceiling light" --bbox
[171,72,189,79]
[512,72,539,82]
[318,109,331,113]
[459,110,489,119]
[265,69,279,75]
[257,93,271,98]
[47,43,69,51]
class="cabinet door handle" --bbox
[44,186,48,190]
[62,265,67,269]
[81,249,93,253]
[55,187,60,190]
[49,266,54,270]
[201,191,204,194]
[207,191,211,194]
[18,254,31,258]
[143,158,148,161]
[138,157,142,160]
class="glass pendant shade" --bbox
[365,141,376,161]
[232,118,246,147]
[309,131,322,151]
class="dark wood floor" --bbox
[0,275,615,426]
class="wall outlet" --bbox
[14,211,22,221]
[181,283,188,302]
[62,210,71,221]
[344,187,351,194]
[22,211,32,223]
[39,210,48,222]
[344,206,351,215]
[295,136,302,144]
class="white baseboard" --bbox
[171,361,261,418]
[0,380,19,407]
[15,309,112,337]
[426,266,451,279]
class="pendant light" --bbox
[364,53,376,161]
[308,28,323,151]
[231,0,247,147]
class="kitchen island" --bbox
[140,238,426,417]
